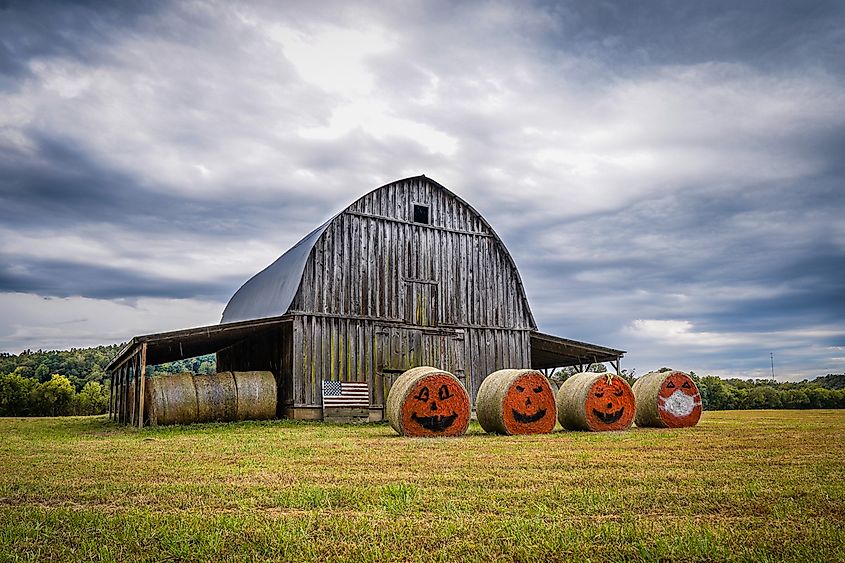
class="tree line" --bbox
[0,345,842,416]
[552,367,845,410]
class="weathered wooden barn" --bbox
[107,175,624,426]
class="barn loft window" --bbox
[413,204,430,225]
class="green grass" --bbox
[1,411,844,562]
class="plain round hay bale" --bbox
[232,370,277,421]
[386,366,470,437]
[556,372,635,431]
[476,369,556,435]
[145,373,198,426]
[195,372,238,423]
[633,369,702,428]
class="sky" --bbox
[1,0,843,381]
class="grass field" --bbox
[1,410,844,562]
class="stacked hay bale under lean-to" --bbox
[476,369,557,435]
[557,372,636,432]
[633,369,702,428]
[145,371,277,426]
[386,367,471,437]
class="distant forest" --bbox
[0,345,842,416]
[0,346,215,417]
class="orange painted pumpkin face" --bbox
[657,371,702,427]
[584,376,635,431]
[400,374,470,437]
[502,372,556,434]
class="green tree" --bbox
[87,363,105,384]
[783,389,810,409]
[33,375,75,416]
[34,363,50,382]
[12,365,33,379]
[0,372,38,416]
[71,381,108,415]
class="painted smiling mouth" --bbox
[593,407,624,424]
[512,408,547,424]
[411,412,458,432]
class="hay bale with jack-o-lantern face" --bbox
[386,367,470,437]
[633,369,702,428]
[476,369,557,435]
[556,372,635,431]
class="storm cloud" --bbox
[1,0,843,379]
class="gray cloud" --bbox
[0,0,843,380]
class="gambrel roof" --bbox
[221,175,535,326]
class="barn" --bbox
[107,176,624,426]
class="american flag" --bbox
[322,380,369,408]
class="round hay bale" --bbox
[633,369,702,428]
[195,372,238,423]
[476,369,556,435]
[145,373,198,426]
[385,366,470,437]
[232,370,277,421]
[556,372,635,431]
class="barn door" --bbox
[405,281,438,326]
[375,326,465,410]
[424,330,466,394]
[375,326,423,408]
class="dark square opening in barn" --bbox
[413,204,430,224]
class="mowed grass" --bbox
[1,411,844,562]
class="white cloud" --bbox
[0,293,222,351]
[266,24,393,95]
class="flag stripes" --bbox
[322,380,369,408]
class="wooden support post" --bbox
[116,366,121,424]
[133,352,140,427]
[108,371,112,421]
[121,364,127,424]
[132,353,138,427]
[610,356,621,376]
[123,361,130,425]
[116,365,123,424]
[137,343,147,429]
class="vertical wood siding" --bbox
[284,177,536,409]
[290,177,534,328]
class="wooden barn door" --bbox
[374,326,466,413]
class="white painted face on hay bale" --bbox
[657,372,702,427]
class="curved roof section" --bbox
[221,175,535,326]
[221,218,334,323]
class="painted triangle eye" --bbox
[533,386,543,393]
[682,381,691,389]
[594,392,604,398]
[666,381,676,388]
[515,385,525,392]
[414,387,430,402]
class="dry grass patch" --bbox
[1,411,844,561]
